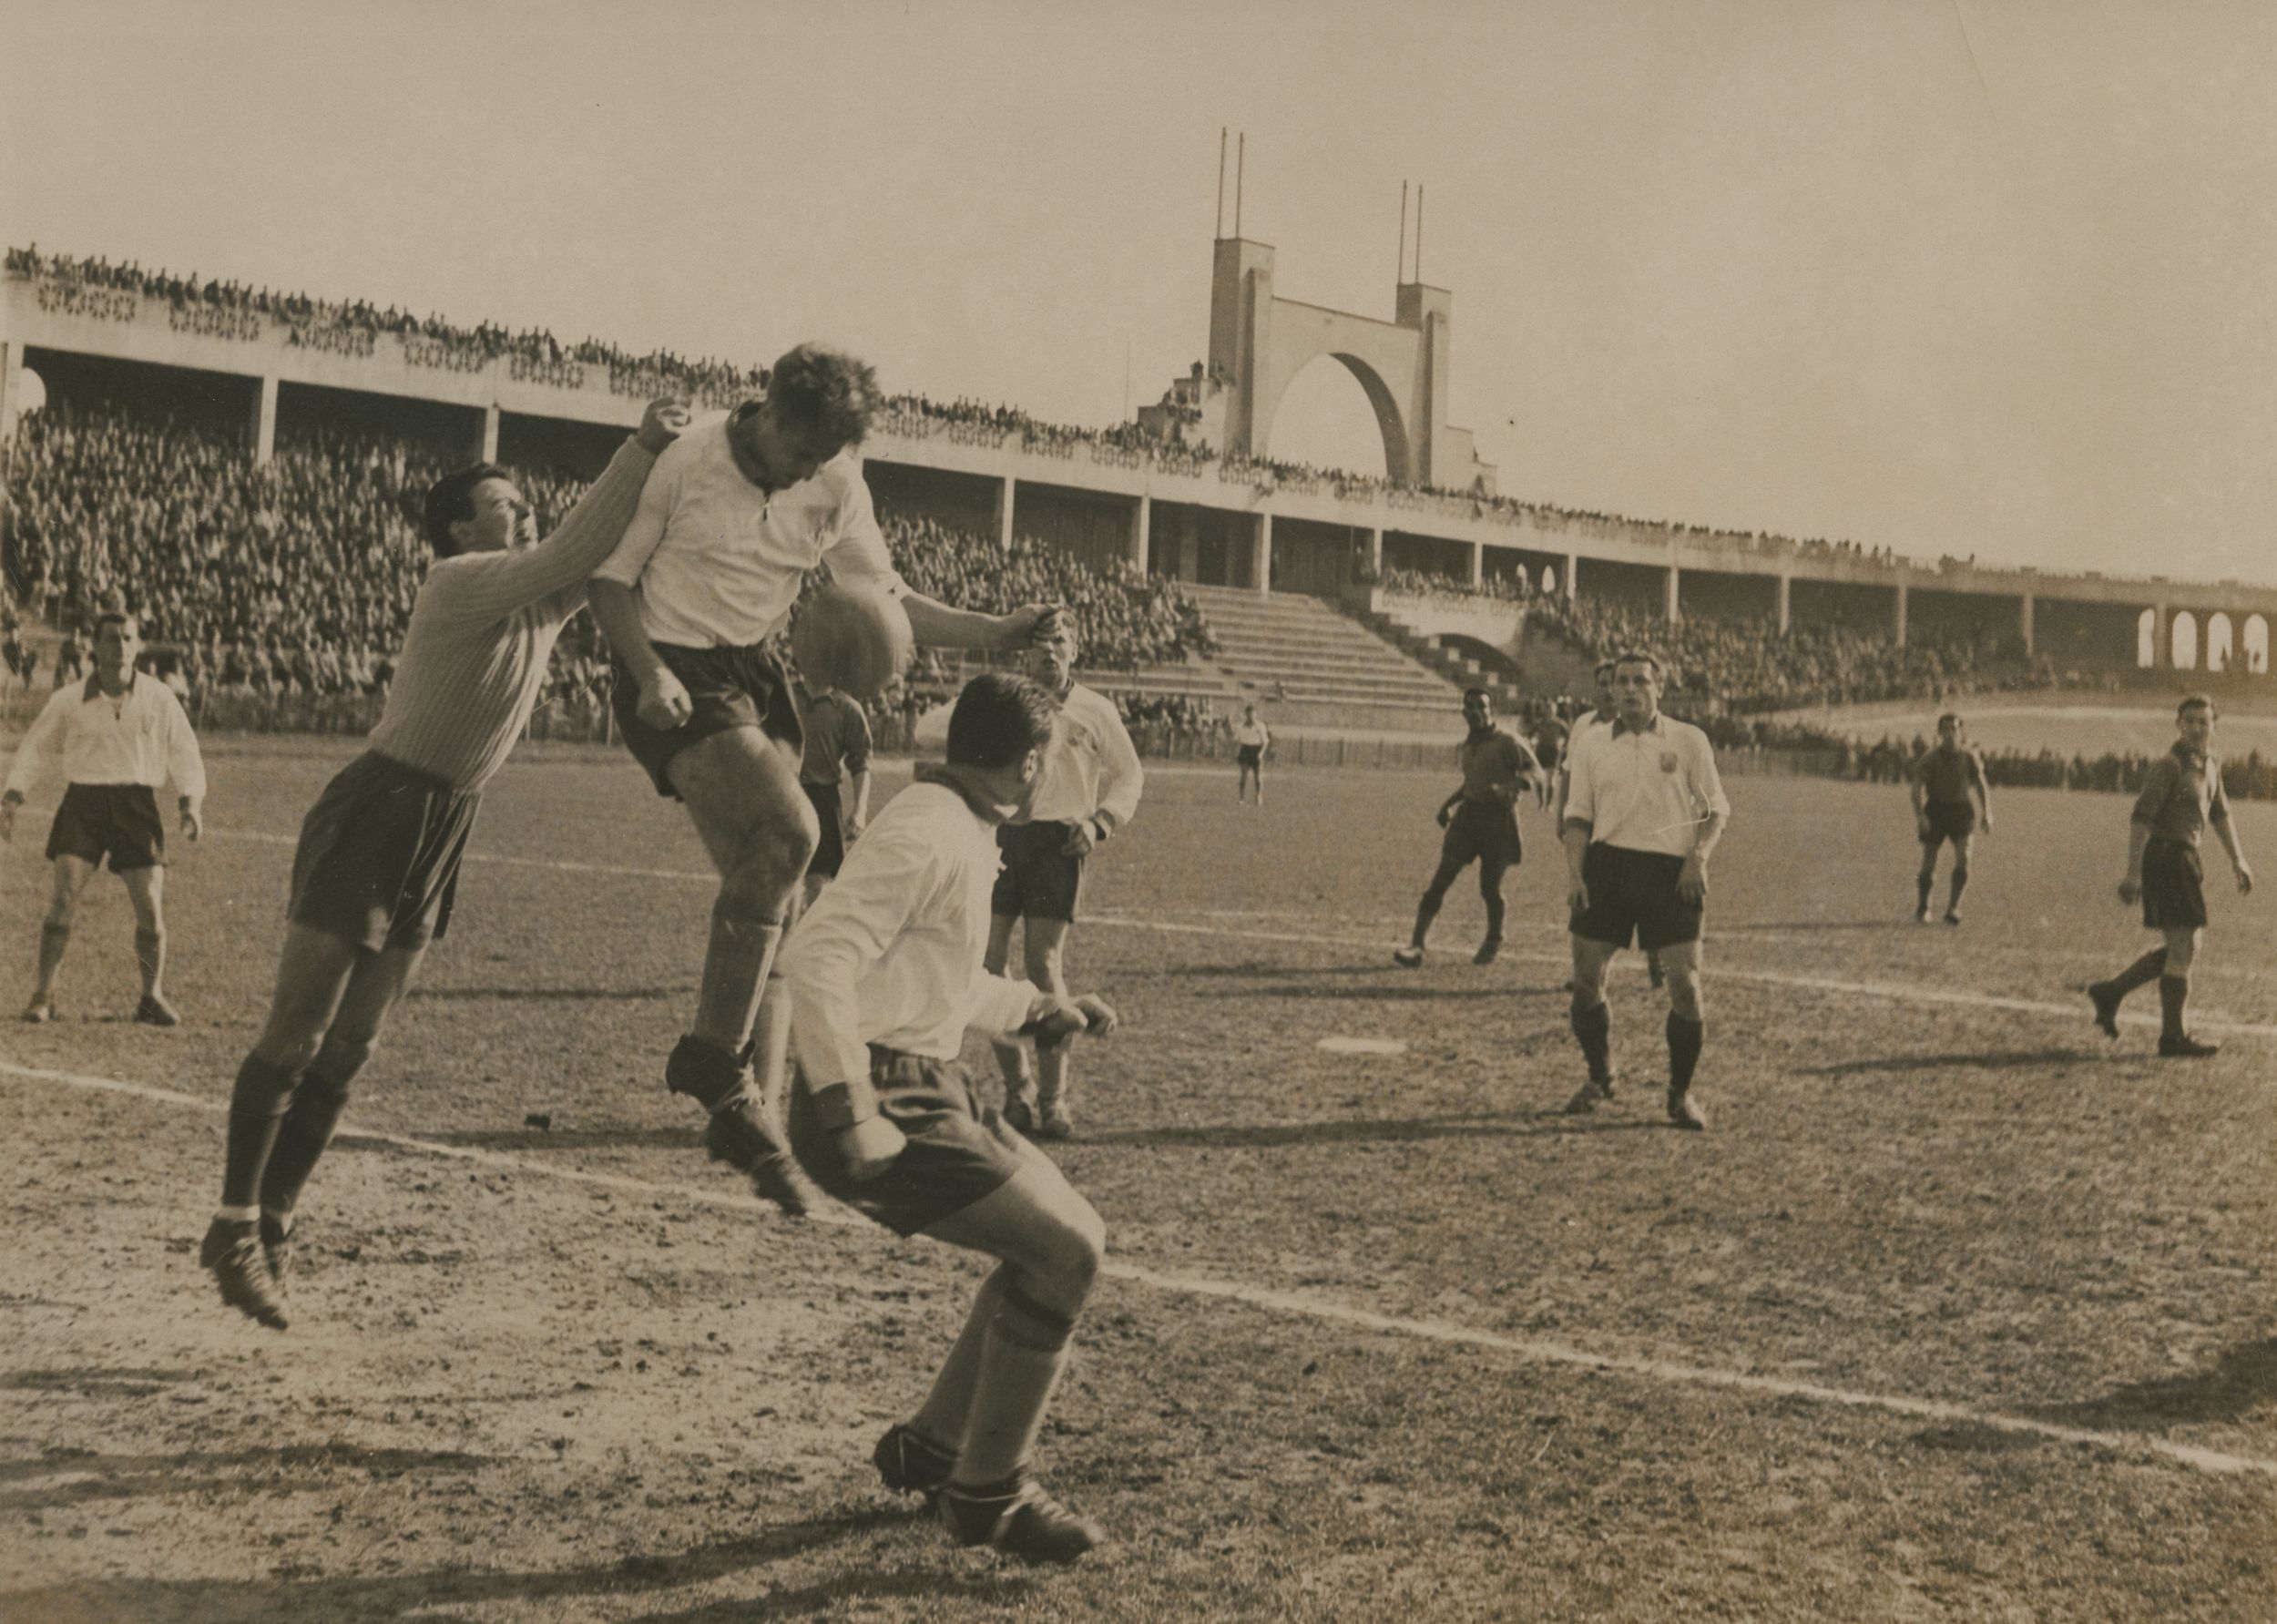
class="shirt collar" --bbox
[2171,739,2211,770]
[913,761,1013,824]
[1608,711,1665,740]
[82,670,137,704]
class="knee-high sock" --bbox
[1915,871,1934,912]
[912,1268,1010,1452]
[2106,947,2167,1003]
[220,1055,303,1210]
[34,920,70,995]
[133,925,165,996]
[1480,878,1506,943]
[1409,891,1444,949]
[952,1287,1077,1486]
[257,1064,358,1218]
[2158,974,2190,1040]
[691,913,782,1056]
[1667,1014,1704,1094]
[1947,866,1969,911]
[1570,997,1613,1083]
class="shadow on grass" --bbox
[2,1507,1023,1622]
[1794,1047,2098,1078]
[0,1440,488,1511]
[1721,919,1905,934]
[403,985,683,1003]
[1087,1113,1663,1149]
[2032,1336,2277,1432]
[404,1125,701,1153]
[1194,983,1515,1004]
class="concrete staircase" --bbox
[1349,605,1530,713]
[1181,585,1471,731]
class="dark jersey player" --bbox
[1394,689,1538,967]
[195,399,689,1330]
[1909,713,1993,924]
[2087,694,2253,1057]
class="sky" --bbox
[4,0,2273,584]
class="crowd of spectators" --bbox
[4,390,1220,743]
[10,244,2086,587]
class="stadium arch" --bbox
[2245,614,2270,676]
[2172,610,2199,670]
[2205,611,2234,674]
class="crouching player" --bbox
[780,672,1118,1564]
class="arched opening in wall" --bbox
[1541,566,1558,597]
[2137,608,2157,668]
[2172,610,2199,670]
[2205,612,2234,674]
[2245,614,2270,675]
[1265,354,1394,485]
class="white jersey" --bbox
[589,410,904,649]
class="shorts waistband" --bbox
[365,751,475,797]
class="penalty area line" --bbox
[4,1057,2272,1482]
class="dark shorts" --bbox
[46,783,164,872]
[1536,741,1563,772]
[803,779,845,879]
[1920,801,1976,845]
[992,820,1084,924]
[2141,840,2207,932]
[1439,797,1522,872]
[1236,744,1263,770]
[288,751,481,953]
[786,1048,1032,1236]
[1571,842,1702,953]
[609,641,803,799]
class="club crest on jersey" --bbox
[1659,751,1680,773]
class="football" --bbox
[792,581,914,700]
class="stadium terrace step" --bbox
[1179,585,1477,726]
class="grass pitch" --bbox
[2,738,2272,1620]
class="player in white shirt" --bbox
[3,612,205,1026]
[1233,703,1271,805]
[984,620,1143,1139]
[585,345,1057,1214]
[779,671,1118,1565]
[1559,651,1730,1129]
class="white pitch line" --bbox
[197,827,2277,1038]
[4,1055,2272,1482]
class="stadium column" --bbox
[996,475,1016,554]
[1565,554,1579,600]
[2018,591,2035,656]
[249,374,279,465]
[1128,494,1149,571]
[1664,558,1680,623]
[1367,527,1384,576]
[1253,511,1272,597]
[1776,572,1792,634]
[1468,540,1485,590]
[1893,577,1910,646]
[2152,602,2171,669]
[477,403,500,463]
[0,340,20,453]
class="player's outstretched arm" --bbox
[902,594,1064,652]
[0,686,73,829]
[442,400,687,626]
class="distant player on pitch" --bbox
[585,345,1057,1214]
[1394,688,1537,968]
[1560,651,1730,1129]
[196,399,687,1330]
[1233,703,1271,804]
[1910,712,1992,924]
[985,618,1143,1139]
[4,610,205,1026]
[780,670,1118,1565]
[2086,693,2252,1057]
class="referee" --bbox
[1558,650,1731,1129]
[3,611,206,1026]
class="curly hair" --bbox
[767,342,883,451]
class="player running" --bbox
[585,345,1057,1215]
[196,399,688,1330]
[4,610,205,1026]
[984,619,1143,1139]
[780,671,1118,1565]
[2087,694,2253,1057]
[1394,688,1537,968]
[1910,712,1992,924]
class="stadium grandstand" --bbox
[5,242,2275,760]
